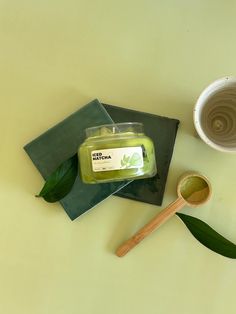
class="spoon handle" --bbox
[116,197,186,257]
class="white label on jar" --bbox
[91,146,144,172]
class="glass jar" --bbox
[78,122,157,183]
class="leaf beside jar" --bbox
[36,154,78,202]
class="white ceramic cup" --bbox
[194,77,236,153]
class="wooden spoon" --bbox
[116,172,211,257]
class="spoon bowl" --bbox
[177,172,211,206]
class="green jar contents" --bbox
[79,122,157,183]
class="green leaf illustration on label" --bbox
[129,152,142,166]
[120,159,125,167]
[124,154,130,164]
[121,152,142,169]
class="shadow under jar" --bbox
[79,122,157,183]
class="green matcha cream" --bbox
[79,122,157,183]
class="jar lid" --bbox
[85,122,144,138]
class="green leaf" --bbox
[177,213,236,259]
[36,154,78,203]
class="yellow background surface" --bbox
[1,1,236,313]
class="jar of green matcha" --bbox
[79,122,157,183]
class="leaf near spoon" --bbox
[177,213,236,259]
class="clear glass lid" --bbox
[85,122,144,138]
